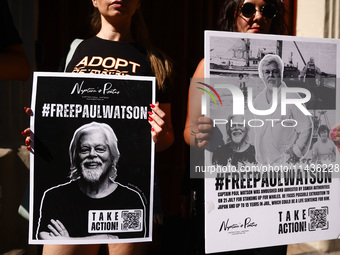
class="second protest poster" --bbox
[202,31,340,253]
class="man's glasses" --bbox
[240,2,277,19]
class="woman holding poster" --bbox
[184,0,340,150]
[184,0,294,254]
[184,1,340,254]
[184,0,287,149]
[22,0,174,254]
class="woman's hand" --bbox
[22,128,31,150]
[192,116,213,149]
[148,102,165,143]
[21,107,32,150]
[148,102,174,152]
[183,59,213,149]
[331,125,340,152]
[24,106,33,116]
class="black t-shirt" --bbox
[0,0,22,48]
[65,36,171,103]
[212,143,256,166]
[36,181,146,239]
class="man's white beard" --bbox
[232,135,243,144]
[81,168,103,183]
[231,131,245,144]
[231,131,247,151]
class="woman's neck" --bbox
[97,18,134,42]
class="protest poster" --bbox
[28,72,155,245]
[200,31,340,253]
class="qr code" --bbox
[308,207,329,231]
[121,210,142,230]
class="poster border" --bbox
[203,30,340,253]
[28,72,156,245]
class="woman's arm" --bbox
[183,59,213,148]
[21,107,33,150]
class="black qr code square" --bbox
[121,210,142,230]
[309,207,329,231]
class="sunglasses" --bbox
[240,2,277,19]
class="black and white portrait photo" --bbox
[36,122,146,240]
[212,114,256,167]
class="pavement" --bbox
[287,241,340,255]
[288,243,322,255]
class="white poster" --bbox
[202,31,340,253]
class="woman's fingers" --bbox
[148,102,166,141]
[21,127,31,137]
[24,107,33,116]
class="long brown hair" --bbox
[91,8,173,90]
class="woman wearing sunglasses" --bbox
[184,0,287,149]
[184,0,289,254]
[219,0,286,34]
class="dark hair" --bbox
[90,8,173,90]
[217,0,288,35]
[318,125,330,136]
